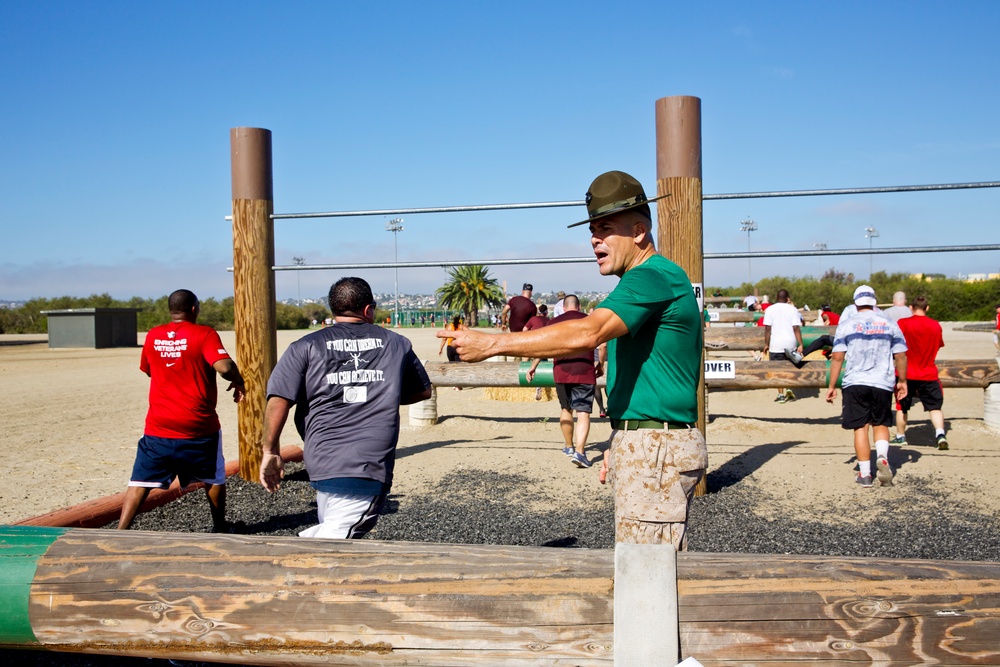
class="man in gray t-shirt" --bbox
[260,277,432,539]
[826,285,907,490]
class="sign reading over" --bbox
[704,360,736,379]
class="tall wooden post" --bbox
[231,128,277,482]
[654,96,707,496]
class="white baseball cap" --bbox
[853,285,877,307]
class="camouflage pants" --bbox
[606,426,707,551]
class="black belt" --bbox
[611,419,691,431]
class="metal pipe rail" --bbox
[242,180,1000,221]
[254,243,1000,272]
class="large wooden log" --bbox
[2,528,999,665]
[2,527,615,665]
[677,552,1000,665]
[705,325,835,350]
[423,360,1000,390]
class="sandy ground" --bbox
[1,323,998,526]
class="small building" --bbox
[41,308,140,349]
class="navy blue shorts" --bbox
[129,432,226,489]
[556,383,595,413]
[841,385,894,430]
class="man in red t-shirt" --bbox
[895,296,948,449]
[993,303,1000,354]
[526,295,598,468]
[501,283,538,333]
[118,289,246,531]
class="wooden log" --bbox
[705,325,836,351]
[14,446,304,529]
[3,528,999,665]
[2,527,615,665]
[676,552,1000,665]
[423,360,1000,390]
[231,127,278,483]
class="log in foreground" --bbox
[425,359,1000,389]
[2,528,1000,665]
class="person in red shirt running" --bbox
[894,296,948,450]
[118,289,245,531]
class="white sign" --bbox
[708,311,720,322]
[704,360,736,379]
[692,283,704,311]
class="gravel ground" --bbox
[7,463,1000,666]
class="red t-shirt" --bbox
[140,321,232,438]
[550,310,596,384]
[523,314,549,331]
[897,314,943,381]
[506,295,537,332]
[823,311,841,325]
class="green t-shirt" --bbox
[598,254,702,423]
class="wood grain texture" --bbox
[27,530,615,665]
[423,360,1000,389]
[676,552,1000,665]
[231,198,277,483]
[13,531,1000,665]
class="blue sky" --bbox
[2,2,998,302]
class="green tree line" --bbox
[0,294,333,335]
[713,270,1000,322]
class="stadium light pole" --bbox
[864,226,879,278]
[740,217,758,287]
[386,218,404,326]
[292,256,304,303]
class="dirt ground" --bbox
[2,323,998,526]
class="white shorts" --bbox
[298,491,386,539]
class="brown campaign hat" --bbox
[567,170,670,228]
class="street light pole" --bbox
[292,256,304,304]
[386,218,404,326]
[864,226,879,278]
[740,217,758,288]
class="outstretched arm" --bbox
[436,308,629,363]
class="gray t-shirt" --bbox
[266,322,431,487]
[832,309,907,391]
[883,305,913,323]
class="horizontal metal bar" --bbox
[231,180,1000,221]
[223,243,1000,272]
[702,180,1000,201]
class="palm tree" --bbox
[435,265,505,326]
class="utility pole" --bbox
[386,218,404,326]
[292,256,304,303]
[740,217,757,287]
[864,226,879,278]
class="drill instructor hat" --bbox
[567,170,670,228]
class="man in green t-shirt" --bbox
[437,171,706,550]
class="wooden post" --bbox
[231,128,277,482]
[655,95,707,496]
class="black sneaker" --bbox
[855,474,873,488]
[937,434,949,450]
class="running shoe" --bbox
[937,434,949,450]
[562,447,574,457]
[775,394,787,404]
[890,434,906,445]
[571,451,592,468]
[876,457,894,487]
[784,348,804,365]
[855,474,874,488]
